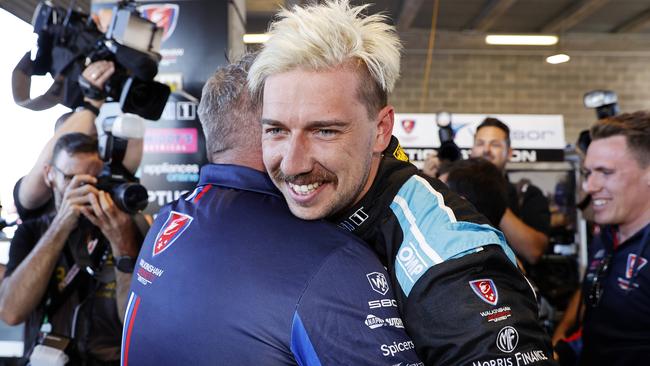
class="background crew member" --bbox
[0,133,141,365]
[553,112,650,365]
[249,1,555,364]
[471,117,551,265]
[122,54,421,365]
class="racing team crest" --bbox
[138,4,180,42]
[401,119,415,134]
[469,279,499,306]
[153,211,193,256]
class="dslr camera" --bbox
[15,0,170,120]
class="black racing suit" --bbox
[331,137,556,366]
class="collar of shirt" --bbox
[198,164,282,198]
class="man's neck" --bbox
[618,210,650,243]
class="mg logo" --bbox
[496,326,519,353]
[366,272,390,295]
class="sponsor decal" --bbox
[136,259,164,286]
[617,254,647,290]
[142,163,200,183]
[472,350,549,366]
[496,326,519,353]
[144,128,198,154]
[397,243,427,280]
[480,306,512,323]
[338,207,369,231]
[470,279,499,306]
[367,272,390,295]
[393,363,424,366]
[148,189,190,207]
[381,340,415,357]
[138,4,179,42]
[625,254,647,279]
[368,298,398,309]
[161,101,197,121]
[513,350,549,365]
[153,211,193,256]
[401,119,415,134]
[364,314,404,330]
[392,143,410,162]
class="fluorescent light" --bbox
[243,33,270,44]
[485,35,558,46]
[546,53,570,64]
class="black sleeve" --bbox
[13,177,54,221]
[520,185,551,236]
[401,245,556,365]
[5,219,42,277]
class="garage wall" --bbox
[391,34,650,144]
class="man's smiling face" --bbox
[261,66,390,220]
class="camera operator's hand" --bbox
[422,151,440,178]
[81,60,115,108]
[82,191,138,258]
[53,175,100,233]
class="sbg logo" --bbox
[367,272,389,295]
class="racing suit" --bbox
[331,137,556,365]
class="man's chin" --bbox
[287,203,327,221]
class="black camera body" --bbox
[30,0,170,120]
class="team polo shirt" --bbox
[122,164,422,365]
[581,223,650,365]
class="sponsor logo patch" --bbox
[617,254,648,290]
[470,279,499,306]
[381,340,415,357]
[368,298,398,309]
[139,4,180,42]
[496,326,519,353]
[401,119,415,134]
[364,314,404,330]
[136,259,164,286]
[367,272,390,295]
[480,306,512,323]
[153,211,193,256]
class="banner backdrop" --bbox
[393,114,566,165]
[92,0,232,214]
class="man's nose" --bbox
[280,134,313,177]
[582,174,600,194]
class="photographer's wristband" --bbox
[75,101,100,116]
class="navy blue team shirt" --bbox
[122,164,422,365]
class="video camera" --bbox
[435,111,462,163]
[13,0,170,120]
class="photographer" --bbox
[14,60,143,222]
[0,133,142,365]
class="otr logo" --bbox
[496,326,519,353]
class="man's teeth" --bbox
[289,182,321,195]
[593,199,607,206]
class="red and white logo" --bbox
[469,279,499,306]
[153,211,193,256]
[625,254,648,279]
[401,119,415,134]
[138,4,180,42]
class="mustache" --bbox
[271,165,337,186]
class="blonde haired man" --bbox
[250,1,555,364]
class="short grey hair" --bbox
[248,0,402,117]
[198,53,261,162]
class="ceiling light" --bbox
[243,33,270,44]
[485,35,558,46]
[546,53,570,64]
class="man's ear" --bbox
[373,105,395,153]
[43,164,54,189]
[507,146,514,160]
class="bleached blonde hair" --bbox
[248,0,402,115]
